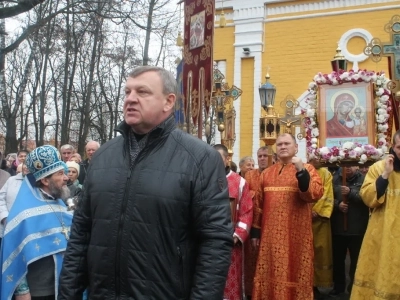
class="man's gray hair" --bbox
[85,140,101,149]
[60,144,74,151]
[257,146,269,153]
[239,156,254,167]
[128,66,178,96]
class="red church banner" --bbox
[183,0,214,133]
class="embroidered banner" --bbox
[183,0,214,130]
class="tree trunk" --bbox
[142,0,155,66]
[78,13,103,154]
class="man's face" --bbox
[345,166,358,177]
[61,149,73,162]
[17,152,27,164]
[276,134,298,160]
[217,149,229,167]
[43,170,70,199]
[240,159,254,175]
[257,150,268,170]
[359,166,369,175]
[392,136,400,160]
[123,71,175,134]
[86,142,99,161]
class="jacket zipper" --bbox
[113,133,163,299]
[114,139,155,299]
[115,167,133,299]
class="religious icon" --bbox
[326,92,356,138]
[318,82,374,148]
[189,11,205,50]
[226,115,234,140]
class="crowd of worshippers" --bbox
[0,65,398,300]
[0,142,99,300]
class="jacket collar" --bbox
[115,114,176,141]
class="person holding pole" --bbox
[328,166,368,296]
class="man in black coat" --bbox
[328,166,369,296]
[77,140,100,185]
[58,66,233,300]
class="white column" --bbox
[231,1,265,165]
[252,52,262,165]
[232,49,242,164]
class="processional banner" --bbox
[183,0,214,128]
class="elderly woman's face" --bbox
[68,167,79,182]
[70,156,81,163]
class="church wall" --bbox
[214,26,235,87]
[240,57,255,158]
[213,0,400,160]
[264,7,398,116]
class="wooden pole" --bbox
[267,146,273,168]
[342,168,348,231]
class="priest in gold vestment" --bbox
[251,134,323,300]
[351,131,400,300]
[312,167,334,298]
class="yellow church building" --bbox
[213,0,400,163]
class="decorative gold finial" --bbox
[176,31,183,47]
[265,66,271,80]
[333,43,345,60]
[220,10,226,27]
[219,0,226,28]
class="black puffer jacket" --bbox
[331,169,369,235]
[59,116,233,300]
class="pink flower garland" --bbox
[302,69,391,164]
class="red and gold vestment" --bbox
[252,163,323,300]
[223,171,253,300]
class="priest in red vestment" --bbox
[251,134,323,300]
[244,146,269,298]
[214,144,253,300]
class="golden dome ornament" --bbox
[218,123,225,132]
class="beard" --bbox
[48,180,71,200]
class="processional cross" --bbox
[279,97,300,135]
[211,67,242,140]
[211,68,242,108]
[363,15,400,131]
[364,15,400,93]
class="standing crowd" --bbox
[0,66,398,300]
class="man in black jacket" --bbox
[58,66,233,300]
[77,140,100,185]
[328,166,369,297]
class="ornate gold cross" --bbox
[61,227,70,241]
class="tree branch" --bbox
[0,0,47,19]
[1,4,83,54]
